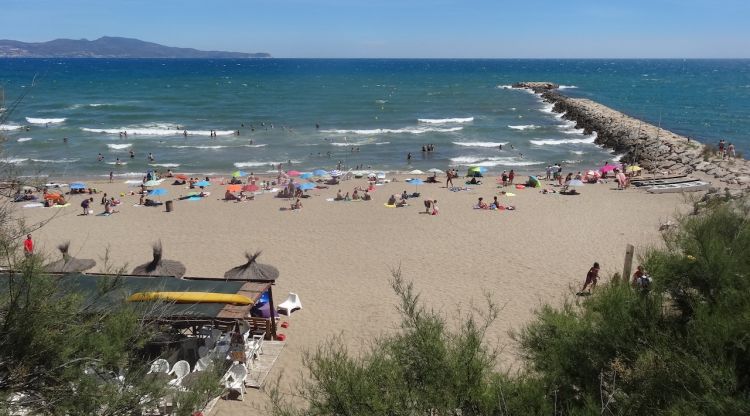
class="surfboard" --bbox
[127,291,253,305]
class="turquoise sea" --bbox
[1,59,748,179]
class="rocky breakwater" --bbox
[512,82,750,188]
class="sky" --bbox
[1,0,749,58]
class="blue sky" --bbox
[1,0,748,58]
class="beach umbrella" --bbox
[226,184,242,193]
[566,179,585,187]
[296,182,316,191]
[143,180,161,187]
[70,182,86,190]
[376,172,386,179]
[428,168,443,174]
[46,241,96,273]
[242,184,259,192]
[286,170,301,177]
[527,176,542,188]
[313,169,328,177]
[329,170,342,177]
[408,178,424,193]
[132,242,186,278]
[468,166,487,173]
[148,188,167,196]
[626,165,642,173]
[224,251,280,281]
[232,170,248,178]
[194,180,210,187]
[174,174,188,180]
[299,172,313,179]
[600,164,618,173]
[409,169,425,175]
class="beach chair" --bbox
[198,345,209,358]
[221,362,248,401]
[250,334,264,355]
[147,359,170,374]
[277,292,302,318]
[193,356,213,373]
[167,360,190,387]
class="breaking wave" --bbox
[452,141,508,148]
[529,133,598,146]
[26,117,66,124]
[417,117,474,124]
[321,126,462,135]
[508,124,539,131]
[107,143,133,150]
[82,123,236,137]
[450,156,544,167]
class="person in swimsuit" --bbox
[580,262,600,293]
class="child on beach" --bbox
[580,262,600,293]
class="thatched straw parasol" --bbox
[223,251,279,281]
[131,242,186,278]
[46,241,96,273]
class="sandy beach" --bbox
[15,171,693,414]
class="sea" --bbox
[1,59,749,179]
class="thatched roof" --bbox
[46,241,96,273]
[224,251,279,281]
[131,242,186,278]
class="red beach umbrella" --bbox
[243,184,259,192]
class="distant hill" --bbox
[0,36,270,58]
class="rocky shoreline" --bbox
[512,82,750,188]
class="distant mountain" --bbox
[0,36,270,58]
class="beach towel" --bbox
[51,203,71,208]
[505,192,516,197]
[23,203,44,208]
[325,198,335,202]
[384,203,396,208]
[515,184,526,190]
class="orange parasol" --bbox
[226,184,242,193]
[174,174,188,180]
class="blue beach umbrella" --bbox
[194,180,211,187]
[232,170,248,177]
[296,182,316,191]
[70,182,86,190]
[328,170,342,177]
[407,178,424,193]
[313,169,328,177]
[299,172,313,179]
[149,188,167,196]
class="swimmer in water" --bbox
[148,153,155,162]
[115,158,122,165]
[129,150,135,159]
[183,130,187,137]
[97,153,104,162]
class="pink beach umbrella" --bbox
[286,170,301,177]
[242,184,259,192]
[600,164,619,174]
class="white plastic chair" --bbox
[277,292,302,318]
[198,346,209,358]
[250,334,264,356]
[147,359,170,374]
[221,362,247,401]
[193,356,213,373]
[167,360,190,386]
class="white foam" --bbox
[82,123,235,137]
[418,117,474,124]
[561,128,585,135]
[530,133,598,146]
[611,154,624,162]
[30,158,79,164]
[452,141,508,148]
[234,160,301,168]
[508,124,539,131]
[570,150,585,155]
[497,85,514,89]
[558,85,578,90]
[26,117,66,124]
[321,126,462,135]
[106,161,128,165]
[101,172,143,178]
[329,139,374,147]
[539,103,555,114]
[150,163,180,168]
[450,156,543,167]
[0,158,28,164]
[0,124,22,131]
[375,141,390,145]
[375,99,388,104]
[17,137,32,142]
[171,144,266,150]
[107,143,133,150]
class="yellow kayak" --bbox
[127,291,252,305]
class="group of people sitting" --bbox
[82,194,121,215]
[224,189,254,202]
[334,187,373,201]
[474,196,515,211]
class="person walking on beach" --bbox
[728,143,736,159]
[580,262,600,294]
[23,234,33,257]
[509,170,515,185]
[446,169,453,188]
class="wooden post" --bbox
[267,285,277,339]
[622,244,635,284]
